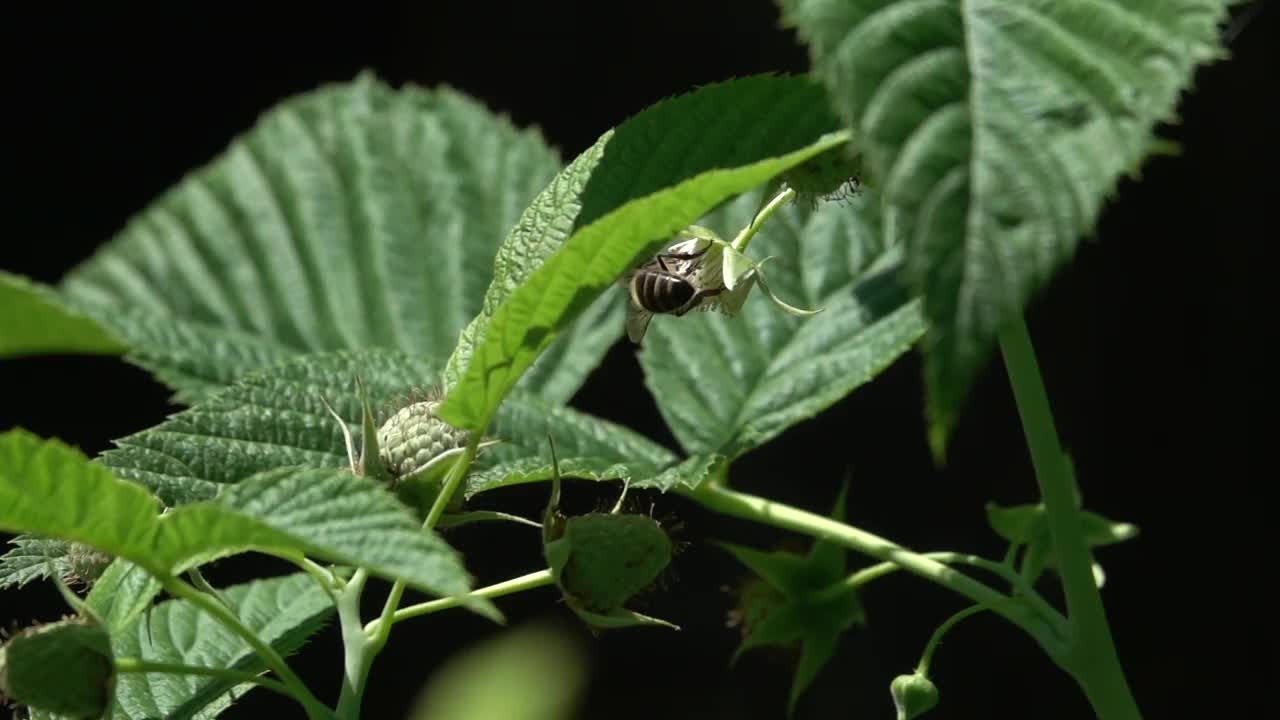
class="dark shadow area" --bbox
[1,2,1271,718]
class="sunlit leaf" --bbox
[440,75,849,431]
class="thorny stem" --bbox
[999,315,1141,719]
[335,434,484,719]
[114,657,297,703]
[731,186,796,252]
[364,569,555,636]
[161,575,330,720]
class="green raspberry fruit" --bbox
[0,618,114,719]
[377,399,469,479]
[556,512,673,613]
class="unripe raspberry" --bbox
[557,512,673,613]
[0,618,114,719]
[377,397,470,479]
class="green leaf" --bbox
[985,501,1138,582]
[518,291,628,405]
[54,73,565,403]
[407,623,588,720]
[633,453,722,493]
[1,618,114,719]
[111,573,331,720]
[640,191,924,458]
[0,271,123,359]
[83,348,672,508]
[0,429,481,603]
[83,559,163,633]
[721,486,863,715]
[439,75,849,431]
[0,536,71,589]
[781,0,1233,450]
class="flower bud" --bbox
[891,671,939,720]
[0,618,114,719]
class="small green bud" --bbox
[0,618,114,719]
[378,396,470,480]
[891,672,939,720]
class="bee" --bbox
[625,238,723,343]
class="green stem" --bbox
[114,657,295,702]
[685,483,1068,659]
[731,186,796,252]
[335,434,485,719]
[998,315,1140,719]
[816,552,1066,632]
[365,569,554,636]
[334,569,370,720]
[916,605,986,676]
[161,576,330,720]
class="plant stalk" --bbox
[731,186,796,252]
[998,315,1141,719]
[334,434,484,719]
[686,482,1068,658]
[364,569,554,636]
[916,604,985,676]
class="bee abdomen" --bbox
[633,271,696,314]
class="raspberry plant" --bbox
[0,2,1243,718]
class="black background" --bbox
[1,3,1271,719]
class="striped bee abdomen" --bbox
[631,269,697,314]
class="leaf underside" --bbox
[781,0,1232,451]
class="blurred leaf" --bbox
[640,191,923,458]
[0,271,122,359]
[439,74,848,431]
[781,0,1234,453]
[986,501,1138,582]
[408,622,587,720]
[1,618,113,719]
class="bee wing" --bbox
[626,307,654,344]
